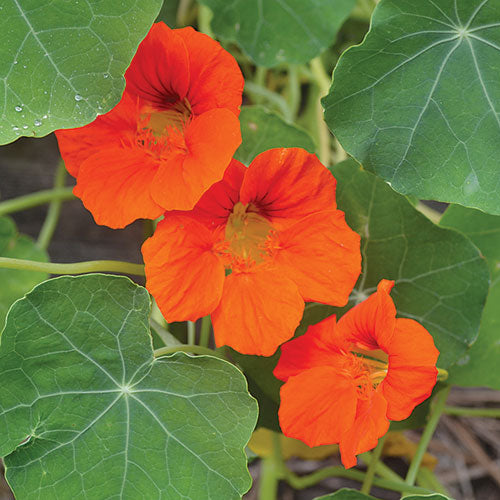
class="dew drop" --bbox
[42,114,48,119]
[12,126,20,131]
[13,60,18,65]
[14,105,23,112]
[74,94,83,101]
[103,73,109,79]
[22,125,28,130]
[22,65,27,69]
[34,119,42,126]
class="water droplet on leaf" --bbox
[74,94,83,101]
[14,105,23,112]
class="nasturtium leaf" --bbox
[0,274,257,499]
[324,0,500,215]
[440,205,500,389]
[313,489,375,500]
[199,0,356,66]
[0,215,47,328]
[331,159,489,369]
[235,106,316,166]
[0,0,162,145]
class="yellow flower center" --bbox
[143,98,192,136]
[223,202,274,265]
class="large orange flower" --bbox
[142,148,361,356]
[274,280,439,468]
[56,22,243,228]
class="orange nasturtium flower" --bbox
[142,148,361,356]
[56,22,243,228]
[274,280,439,468]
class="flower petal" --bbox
[339,390,389,468]
[125,22,190,106]
[74,147,163,228]
[239,148,337,229]
[176,27,244,116]
[142,215,225,321]
[274,315,347,382]
[56,92,138,177]
[151,108,241,211]
[336,279,397,349]
[381,318,439,421]
[275,210,361,305]
[278,367,357,448]
[211,267,304,356]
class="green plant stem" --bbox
[0,257,145,276]
[309,57,332,165]
[187,321,196,345]
[176,0,192,26]
[0,187,74,217]
[259,432,283,500]
[361,434,387,494]
[444,406,500,418]
[197,4,213,37]
[154,345,226,359]
[199,316,212,348]
[244,81,293,122]
[286,65,300,120]
[150,319,181,347]
[283,466,430,495]
[360,450,403,483]
[37,162,67,250]
[405,385,451,488]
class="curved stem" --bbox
[444,406,500,418]
[197,4,213,37]
[405,385,451,487]
[259,432,283,500]
[0,257,145,276]
[0,187,74,217]
[286,64,300,120]
[244,82,293,122]
[187,321,196,345]
[37,161,67,250]
[361,433,387,494]
[199,316,212,348]
[154,345,225,359]
[283,466,430,495]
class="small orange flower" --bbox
[142,148,361,356]
[56,22,243,228]
[274,280,439,468]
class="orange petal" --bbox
[279,367,357,448]
[187,159,246,227]
[239,148,337,229]
[274,315,347,382]
[339,390,389,468]
[142,215,225,322]
[125,22,190,106]
[74,147,163,228]
[211,267,304,356]
[56,92,138,177]
[336,279,396,350]
[176,27,243,116]
[381,318,439,421]
[275,210,361,305]
[151,108,241,211]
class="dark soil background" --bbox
[1,136,500,500]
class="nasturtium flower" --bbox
[274,280,439,468]
[56,22,243,228]
[142,148,361,356]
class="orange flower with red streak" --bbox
[274,280,439,468]
[142,148,361,356]
[56,22,243,228]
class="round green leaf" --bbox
[0,0,163,145]
[199,0,356,66]
[0,216,48,328]
[235,106,316,166]
[0,274,257,499]
[440,205,500,388]
[324,0,500,214]
[331,159,489,369]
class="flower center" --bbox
[223,202,274,266]
[342,348,389,399]
[136,98,192,153]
